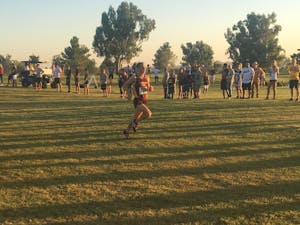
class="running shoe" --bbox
[131,119,139,132]
[123,129,130,139]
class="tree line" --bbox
[1,1,298,75]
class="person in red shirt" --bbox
[123,62,152,139]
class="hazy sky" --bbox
[1,0,300,66]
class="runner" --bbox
[123,62,152,139]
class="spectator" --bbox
[65,66,72,93]
[100,69,108,97]
[118,69,127,98]
[252,62,265,98]
[202,65,209,95]
[0,64,4,86]
[209,67,216,85]
[74,66,80,94]
[162,68,169,99]
[11,64,18,88]
[234,63,243,99]
[53,63,62,92]
[266,60,280,100]
[168,70,176,99]
[221,63,229,99]
[147,64,151,74]
[108,67,114,93]
[287,58,300,102]
[241,62,254,99]
[177,67,185,99]
[35,63,44,91]
[227,64,235,99]
[83,68,89,95]
[153,67,160,85]
[192,65,202,99]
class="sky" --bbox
[1,0,300,66]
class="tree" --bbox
[181,41,214,67]
[52,55,66,67]
[225,12,285,68]
[61,36,91,71]
[291,51,300,64]
[213,60,225,73]
[93,1,156,72]
[100,57,115,70]
[153,42,177,69]
[28,54,40,63]
[0,54,13,74]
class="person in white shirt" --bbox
[35,64,44,91]
[53,63,62,92]
[241,62,254,99]
[266,60,280,100]
[153,67,160,85]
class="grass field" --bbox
[0,78,300,225]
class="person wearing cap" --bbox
[252,62,265,98]
[287,58,300,101]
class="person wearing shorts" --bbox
[0,64,4,85]
[168,70,176,99]
[192,65,201,99]
[108,67,114,93]
[100,70,108,97]
[288,58,300,101]
[11,65,18,87]
[123,62,152,139]
[241,62,254,99]
[252,62,265,98]
[53,64,62,92]
[234,63,242,99]
[35,64,44,91]
[83,68,89,95]
[177,67,184,99]
[153,67,159,85]
[227,64,235,99]
[221,63,229,99]
[266,60,280,100]
[209,67,215,86]
[65,66,72,93]
[162,68,169,99]
[74,66,80,94]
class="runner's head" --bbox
[136,62,146,76]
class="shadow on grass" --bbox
[1,154,300,189]
[1,145,299,171]
[1,138,297,163]
[2,118,299,152]
[1,181,299,224]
